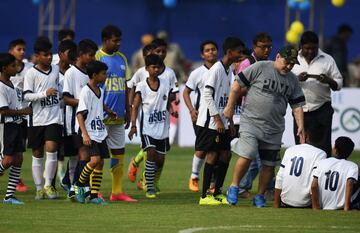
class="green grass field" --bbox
[1,145,360,233]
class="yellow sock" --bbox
[110,154,124,194]
[133,149,146,167]
[90,169,103,198]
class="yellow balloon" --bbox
[332,0,345,7]
[286,30,299,44]
[290,21,304,35]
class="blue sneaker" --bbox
[253,194,266,208]
[3,197,24,205]
[74,185,85,204]
[88,197,107,205]
[227,186,239,205]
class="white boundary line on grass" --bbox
[179,225,352,233]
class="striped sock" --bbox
[78,163,94,186]
[90,169,103,199]
[5,166,21,199]
[0,162,5,174]
[145,160,156,191]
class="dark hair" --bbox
[145,54,164,67]
[58,29,75,42]
[101,25,122,41]
[8,39,26,50]
[338,24,353,34]
[222,37,245,54]
[58,39,77,53]
[200,40,218,53]
[0,53,16,72]
[304,123,325,145]
[253,32,272,45]
[151,38,167,49]
[33,36,52,54]
[77,39,98,57]
[300,31,319,45]
[86,60,108,79]
[142,43,156,57]
[335,136,354,159]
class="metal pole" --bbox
[319,0,325,49]
[309,0,315,31]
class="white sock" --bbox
[191,154,204,179]
[69,156,78,185]
[44,152,58,187]
[32,156,44,191]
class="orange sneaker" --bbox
[189,178,199,192]
[127,162,138,183]
[16,179,28,192]
[98,192,105,201]
[137,179,144,190]
[110,193,137,202]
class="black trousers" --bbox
[293,102,334,157]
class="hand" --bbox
[298,72,308,82]
[223,106,234,120]
[214,115,225,134]
[317,74,329,84]
[171,111,179,118]
[82,134,91,146]
[229,119,236,137]
[297,126,305,144]
[128,126,137,140]
[22,107,32,115]
[108,111,118,120]
[46,88,57,96]
[124,110,130,129]
[190,109,198,122]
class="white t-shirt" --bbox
[291,49,342,112]
[275,143,327,207]
[0,81,22,124]
[23,65,62,127]
[62,65,89,135]
[76,84,107,143]
[196,61,232,130]
[10,62,32,109]
[313,157,358,210]
[185,64,209,110]
[135,77,173,140]
[128,66,179,93]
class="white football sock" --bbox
[44,152,57,187]
[191,154,204,179]
[32,156,44,191]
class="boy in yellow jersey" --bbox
[96,25,136,202]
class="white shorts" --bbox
[105,124,125,149]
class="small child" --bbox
[128,54,176,198]
[23,37,62,200]
[8,38,32,192]
[311,136,360,210]
[74,60,115,205]
[0,53,32,204]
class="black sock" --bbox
[214,160,229,196]
[202,163,215,198]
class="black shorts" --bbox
[195,126,231,152]
[87,140,109,159]
[63,135,78,157]
[141,135,170,155]
[27,124,62,149]
[1,123,25,155]
[72,134,84,149]
[20,119,28,142]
